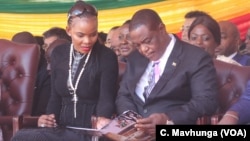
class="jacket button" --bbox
[143,109,147,113]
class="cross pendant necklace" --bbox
[68,44,92,118]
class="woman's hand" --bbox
[96,116,111,129]
[217,111,239,125]
[38,114,57,128]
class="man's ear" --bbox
[236,38,241,50]
[66,26,71,36]
[158,23,166,32]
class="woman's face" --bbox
[189,24,218,57]
[66,16,98,54]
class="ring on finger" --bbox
[40,123,45,127]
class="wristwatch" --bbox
[166,119,174,125]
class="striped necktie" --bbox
[143,61,160,100]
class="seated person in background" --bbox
[187,15,221,58]
[32,26,72,116]
[188,16,250,125]
[42,26,71,51]
[34,36,46,75]
[45,39,70,72]
[108,26,126,62]
[182,10,239,65]
[117,20,137,63]
[215,21,250,66]
[106,26,120,48]
[240,27,250,55]
[32,39,70,116]
[116,9,218,137]
[187,15,241,66]
[35,35,47,73]
[181,10,211,42]
[98,31,107,45]
[216,23,250,124]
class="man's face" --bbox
[110,28,122,57]
[106,29,115,48]
[43,36,58,51]
[129,24,166,61]
[181,17,196,42]
[215,22,239,57]
[118,24,136,57]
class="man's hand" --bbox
[135,113,168,135]
[96,116,111,129]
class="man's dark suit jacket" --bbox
[116,37,218,124]
[233,53,250,66]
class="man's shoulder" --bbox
[241,53,250,60]
[174,39,211,60]
[235,52,250,59]
[175,39,208,53]
[235,53,250,66]
[127,50,147,63]
[217,55,242,66]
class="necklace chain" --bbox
[68,43,92,118]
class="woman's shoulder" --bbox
[51,42,71,60]
[96,44,117,58]
[53,42,71,54]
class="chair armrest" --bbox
[0,116,23,136]
[22,116,39,127]
[0,116,16,125]
[13,115,39,136]
[12,116,22,136]
[12,115,39,135]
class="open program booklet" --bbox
[66,110,154,141]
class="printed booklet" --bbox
[67,110,154,141]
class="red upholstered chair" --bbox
[211,60,250,124]
[0,39,40,141]
[197,60,250,124]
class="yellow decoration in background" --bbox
[0,0,249,40]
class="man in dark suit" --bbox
[215,21,250,66]
[215,22,250,125]
[115,9,218,136]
